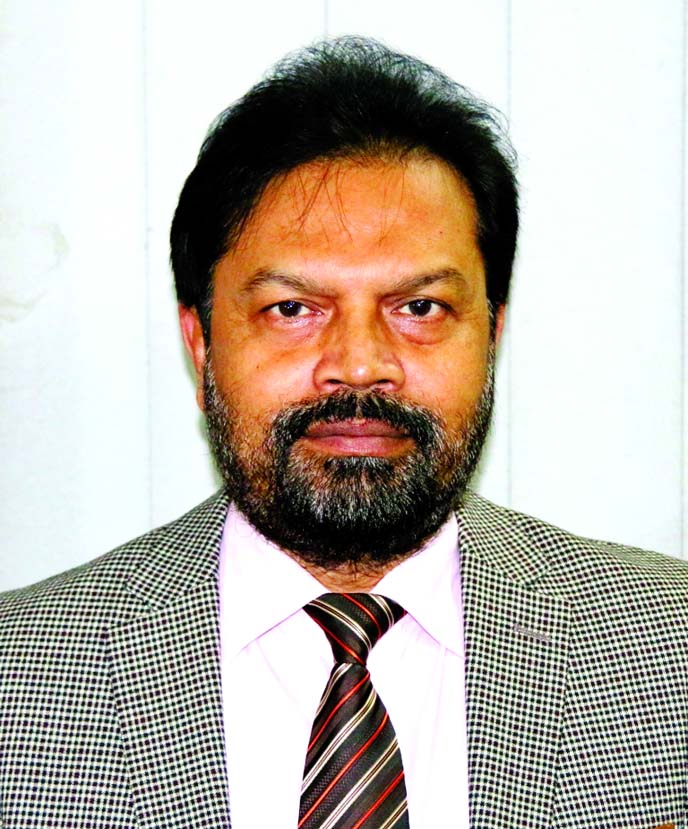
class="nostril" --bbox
[326,379,394,391]
[313,343,405,391]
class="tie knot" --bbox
[304,593,406,665]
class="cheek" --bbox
[228,363,314,421]
[427,374,480,415]
[211,325,314,407]
[215,360,302,443]
[407,338,489,390]
[407,344,490,419]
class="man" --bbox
[1,37,687,829]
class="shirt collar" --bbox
[374,514,463,656]
[219,505,325,658]
[219,504,462,659]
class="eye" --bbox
[398,299,445,318]
[268,300,310,318]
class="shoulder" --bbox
[0,491,230,638]
[460,491,688,615]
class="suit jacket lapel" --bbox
[459,494,572,829]
[105,493,231,829]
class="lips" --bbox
[305,419,408,439]
[301,418,412,457]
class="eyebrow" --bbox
[388,268,469,293]
[240,268,323,295]
[240,266,469,296]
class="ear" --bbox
[178,304,207,411]
[493,304,506,348]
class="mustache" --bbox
[269,390,443,451]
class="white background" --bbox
[1,0,686,590]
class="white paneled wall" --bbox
[1,0,685,590]
[509,0,685,554]
[1,1,150,588]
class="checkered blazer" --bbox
[1,490,687,828]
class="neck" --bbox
[288,553,402,592]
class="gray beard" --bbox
[204,350,495,570]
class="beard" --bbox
[204,351,495,570]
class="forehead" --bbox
[232,155,479,255]
[213,155,486,301]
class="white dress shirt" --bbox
[219,504,469,828]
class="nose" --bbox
[312,310,405,393]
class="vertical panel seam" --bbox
[682,0,687,559]
[141,0,154,530]
[507,0,514,507]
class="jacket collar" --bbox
[458,490,555,587]
[126,490,231,608]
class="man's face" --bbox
[181,156,503,571]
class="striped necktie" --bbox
[298,592,410,829]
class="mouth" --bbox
[300,418,414,457]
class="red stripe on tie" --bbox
[345,594,383,637]
[351,769,406,829]
[307,673,369,752]
[311,616,365,665]
[298,712,389,828]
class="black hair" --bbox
[171,36,518,340]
